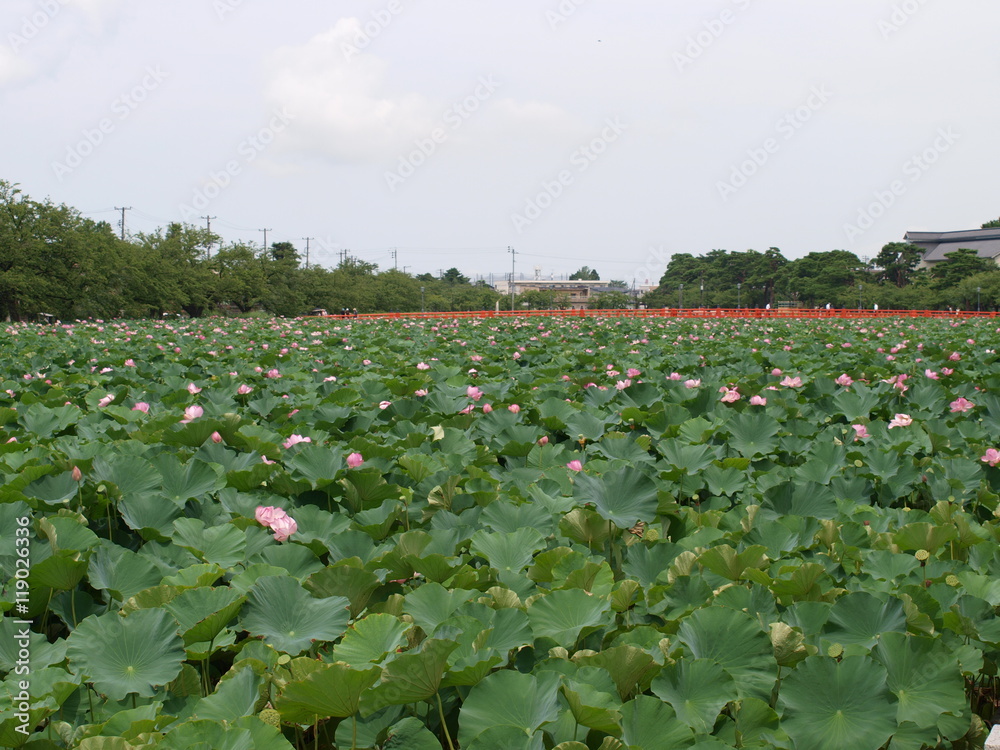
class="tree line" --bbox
[2,180,998,320]
[642,240,1000,312]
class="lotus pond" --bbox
[3,314,1000,750]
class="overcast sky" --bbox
[3,1,998,285]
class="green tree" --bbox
[589,290,632,309]
[212,243,268,312]
[441,267,470,285]
[982,218,1000,229]
[517,289,571,310]
[931,248,996,289]
[873,242,924,288]
[570,266,600,280]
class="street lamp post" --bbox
[858,283,863,312]
[737,282,741,310]
[700,281,704,309]
[679,284,684,311]
[420,286,425,313]
[978,286,982,313]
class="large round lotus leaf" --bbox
[651,658,738,735]
[458,670,560,748]
[619,695,694,749]
[573,467,658,528]
[276,662,381,722]
[676,605,776,701]
[527,588,611,648]
[779,655,895,750]
[239,575,350,655]
[67,608,185,700]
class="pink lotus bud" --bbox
[347,452,364,468]
[210,431,223,444]
[71,466,83,482]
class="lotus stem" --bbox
[436,692,456,750]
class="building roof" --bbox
[905,228,1000,263]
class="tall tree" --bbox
[873,242,924,288]
[570,266,600,280]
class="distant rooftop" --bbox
[905,228,1000,264]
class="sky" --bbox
[3,1,999,287]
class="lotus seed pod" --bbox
[914,549,930,562]
[827,643,844,658]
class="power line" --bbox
[259,228,273,253]
[201,215,217,258]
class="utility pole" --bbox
[509,246,516,311]
[302,237,314,269]
[201,215,217,258]
[391,248,398,270]
[114,206,132,241]
[259,228,273,255]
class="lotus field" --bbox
[5,313,1000,750]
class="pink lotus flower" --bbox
[187,383,202,395]
[132,402,150,413]
[949,352,961,361]
[771,368,782,376]
[615,379,632,390]
[852,424,870,440]
[265,368,281,379]
[538,436,549,446]
[237,384,253,395]
[255,506,297,542]
[720,388,740,403]
[415,389,428,397]
[888,414,912,429]
[482,403,493,413]
[566,460,583,472]
[627,368,642,378]
[508,404,521,414]
[749,395,767,406]
[924,369,939,380]
[459,405,475,414]
[835,374,853,387]
[467,385,483,401]
[210,431,223,444]
[668,372,682,381]
[780,376,802,388]
[379,401,392,410]
[684,379,701,389]
[282,434,311,449]
[949,397,975,413]
[347,452,364,468]
[123,359,136,367]
[981,448,1000,467]
[416,362,430,370]
[180,404,203,423]
[941,367,954,376]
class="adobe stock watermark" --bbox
[674,0,753,72]
[385,75,500,192]
[214,0,247,21]
[12,514,33,737]
[51,66,169,182]
[843,127,960,242]
[179,108,295,221]
[510,117,626,234]
[878,0,932,39]
[630,245,674,290]
[546,0,588,30]
[342,1,404,62]
[716,84,833,202]
[8,0,68,54]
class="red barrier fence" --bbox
[314,308,999,322]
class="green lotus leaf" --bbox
[873,632,967,728]
[67,608,185,699]
[573,466,658,529]
[457,670,560,748]
[171,517,247,568]
[162,586,246,645]
[779,655,895,750]
[331,613,409,667]
[276,662,381,722]
[240,575,350,655]
[619,695,694,750]
[527,588,611,648]
[823,591,906,648]
[651,658,738,734]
